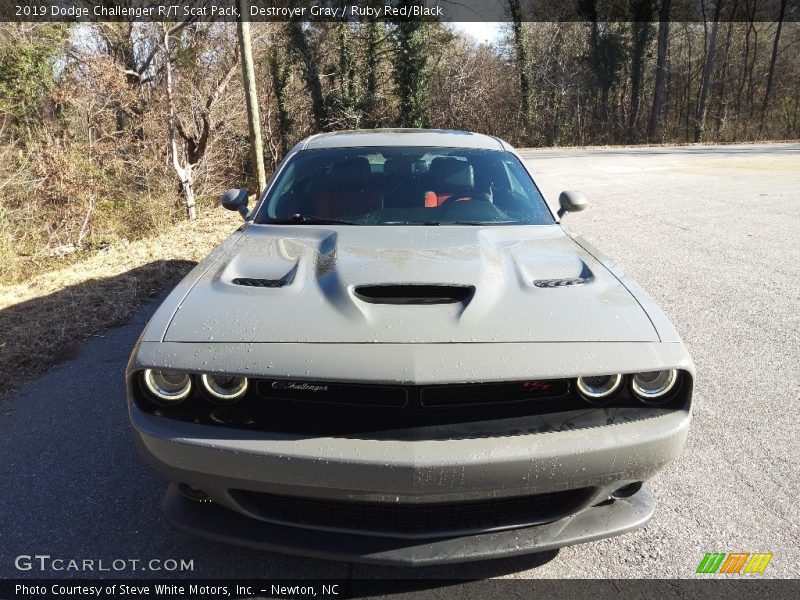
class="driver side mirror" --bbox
[557,190,589,219]
[220,188,250,219]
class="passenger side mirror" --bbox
[557,190,589,219]
[220,188,250,219]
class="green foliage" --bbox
[0,26,67,130]
[360,20,384,127]
[268,46,293,154]
[587,24,627,95]
[392,10,430,128]
[509,0,533,137]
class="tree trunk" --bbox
[361,20,383,127]
[648,0,671,142]
[760,0,788,133]
[391,6,430,128]
[237,0,267,193]
[181,163,197,221]
[628,2,654,143]
[163,24,196,221]
[288,21,327,130]
[714,15,737,139]
[508,0,532,142]
[268,45,292,155]
[694,1,722,143]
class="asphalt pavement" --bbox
[1,143,798,580]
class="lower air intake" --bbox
[232,487,591,538]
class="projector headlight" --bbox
[631,370,678,403]
[576,374,622,402]
[200,373,248,403]
[143,369,191,404]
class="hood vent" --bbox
[533,277,591,288]
[354,284,474,305]
[231,265,297,288]
[534,262,594,288]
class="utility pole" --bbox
[237,0,267,193]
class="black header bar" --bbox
[2,0,799,23]
[3,579,800,600]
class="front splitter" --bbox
[161,484,655,566]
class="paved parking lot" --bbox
[1,143,797,580]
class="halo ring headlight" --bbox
[200,373,248,402]
[576,374,623,402]
[632,370,678,403]
[143,369,191,404]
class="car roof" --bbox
[300,129,509,151]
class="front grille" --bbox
[257,378,567,409]
[421,379,569,407]
[257,380,408,407]
[136,372,687,437]
[232,488,591,538]
[137,376,597,436]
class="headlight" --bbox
[576,374,622,402]
[143,369,191,404]
[200,373,248,402]
[631,369,678,403]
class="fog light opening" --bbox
[178,484,211,503]
[610,482,643,500]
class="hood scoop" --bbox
[231,265,297,288]
[533,261,595,288]
[354,284,474,305]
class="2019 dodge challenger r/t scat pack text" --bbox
[127,129,693,565]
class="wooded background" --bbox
[1,1,798,283]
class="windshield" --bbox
[255,147,554,226]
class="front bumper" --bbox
[130,401,690,564]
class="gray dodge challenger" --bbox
[127,129,693,565]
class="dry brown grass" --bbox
[0,208,241,398]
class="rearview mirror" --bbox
[220,188,250,219]
[557,190,589,219]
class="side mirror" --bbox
[220,188,250,219]
[557,190,589,219]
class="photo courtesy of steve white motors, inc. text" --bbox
[13,583,341,598]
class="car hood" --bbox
[163,225,657,343]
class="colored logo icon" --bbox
[696,552,773,574]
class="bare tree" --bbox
[694,0,723,142]
[628,1,654,143]
[163,23,239,220]
[288,22,328,131]
[508,0,533,142]
[648,0,672,141]
[267,43,293,156]
[760,0,788,132]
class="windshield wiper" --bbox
[269,214,358,225]
[422,221,507,226]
